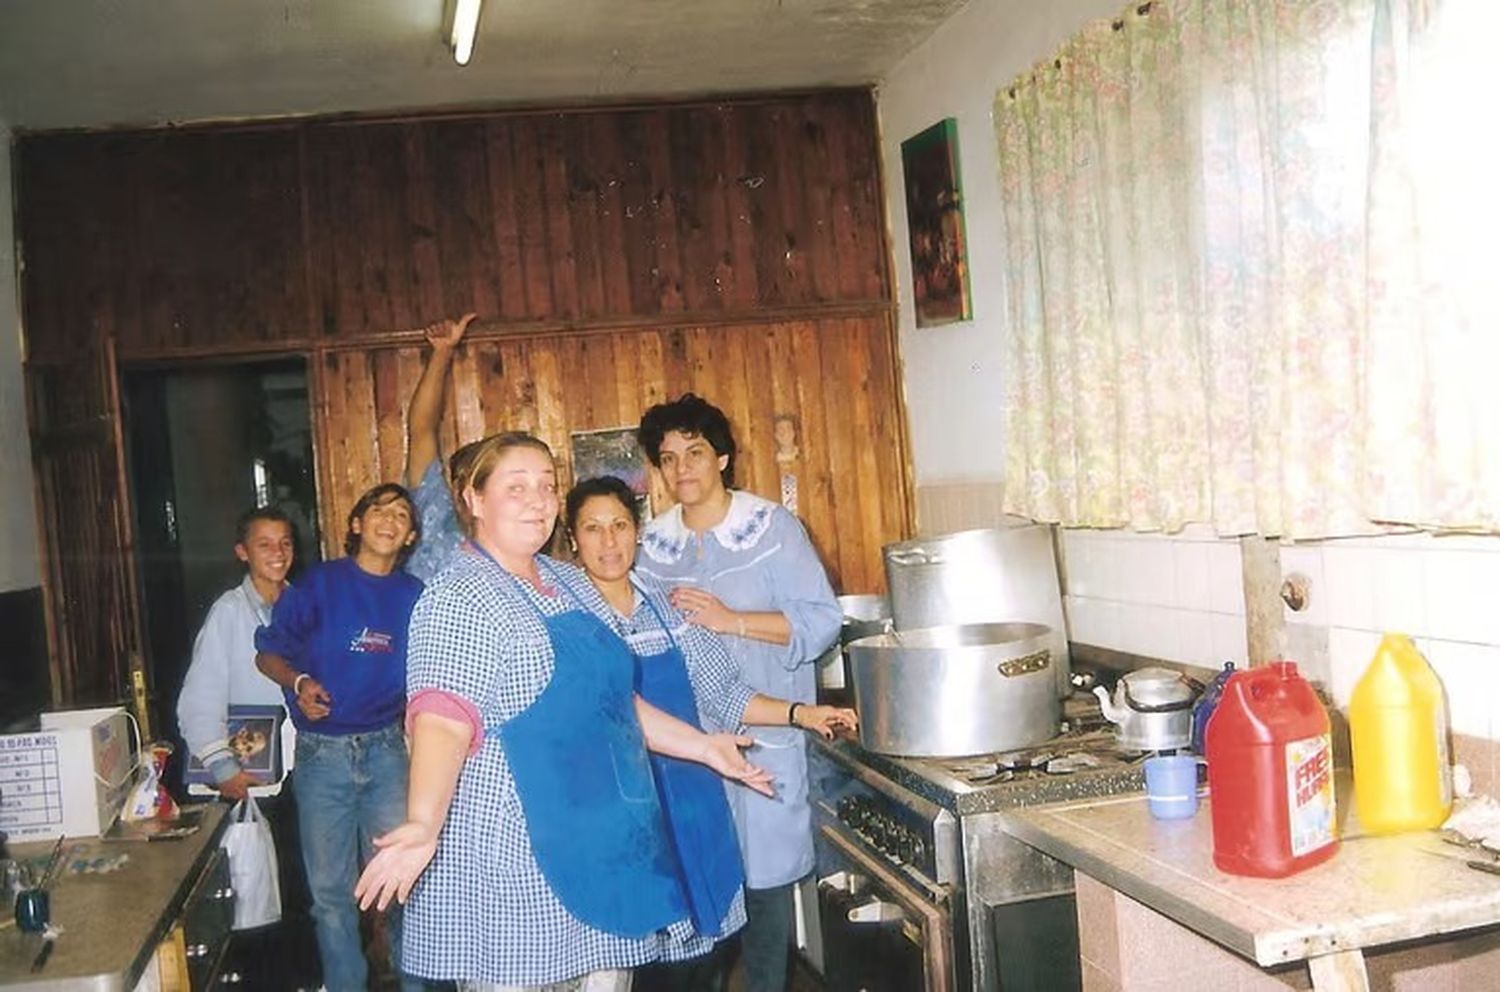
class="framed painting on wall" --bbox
[900,118,973,327]
[569,426,652,520]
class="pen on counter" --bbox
[38,836,66,890]
[31,937,55,973]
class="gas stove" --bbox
[802,693,1147,991]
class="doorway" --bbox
[122,358,320,784]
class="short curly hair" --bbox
[637,393,736,488]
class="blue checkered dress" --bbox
[401,552,725,984]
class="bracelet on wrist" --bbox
[788,702,802,727]
[293,672,311,695]
[736,616,748,638]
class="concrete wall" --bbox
[0,126,40,594]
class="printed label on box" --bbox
[0,734,66,833]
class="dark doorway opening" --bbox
[122,358,320,788]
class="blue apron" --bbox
[634,593,746,936]
[483,557,686,938]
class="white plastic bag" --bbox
[220,798,282,930]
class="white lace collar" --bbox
[640,490,778,563]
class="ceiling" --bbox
[0,0,969,132]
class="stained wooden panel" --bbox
[18,128,311,359]
[16,133,133,358]
[313,316,907,594]
[303,92,889,337]
[26,341,145,708]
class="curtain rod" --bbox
[1004,0,1155,97]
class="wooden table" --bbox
[1,805,228,991]
[1002,792,1500,992]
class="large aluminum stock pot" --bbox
[847,622,1061,757]
[883,526,1071,699]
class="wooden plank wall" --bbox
[317,316,904,594]
[16,90,910,597]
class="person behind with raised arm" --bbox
[255,484,424,992]
[636,393,841,992]
[404,312,477,585]
[354,432,775,991]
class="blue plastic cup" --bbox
[1144,754,1200,820]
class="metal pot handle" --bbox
[885,549,947,566]
[997,649,1051,678]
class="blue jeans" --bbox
[294,723,418,992]
[741,883,795,992]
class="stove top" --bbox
[812,692,1148,817]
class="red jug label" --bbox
[1286,733,1335,857]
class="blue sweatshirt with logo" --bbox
[255,557,424,735]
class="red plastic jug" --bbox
[1204,661,1338,877]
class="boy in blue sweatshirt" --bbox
[256,482,424,992]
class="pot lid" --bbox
[1122,667,1197,707]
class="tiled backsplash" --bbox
[1059,527,1249,670]
[915,482,1500,745]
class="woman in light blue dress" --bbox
[635,394,842,992]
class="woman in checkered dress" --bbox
[354,432,774,992]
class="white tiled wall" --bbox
[1061,527,1500,742]
[1292,533,1500,741]
[1060,526,1249,669]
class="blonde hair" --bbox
[453,432,556,536]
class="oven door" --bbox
[816,824,955,992]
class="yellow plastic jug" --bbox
[1349,633,1452,834]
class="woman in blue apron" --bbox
[354,433,774,992]
[563,476,857,990]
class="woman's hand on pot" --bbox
[356,821,440,911]
[699,734,776,797]
[795,705,859,740]
[670,587,735,634]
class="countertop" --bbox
[1,804,227,990]
[1001,789,1500,967]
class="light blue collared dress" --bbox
[636,490,841,889]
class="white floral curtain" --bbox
[995,0,1500,539]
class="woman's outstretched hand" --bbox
[699,733,776,797]
[794,705,859,740]
[355,821,440,911]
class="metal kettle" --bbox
[1093,667,1201,752]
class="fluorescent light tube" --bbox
[450,0,483,66]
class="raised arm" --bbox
[405,313,476,487]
